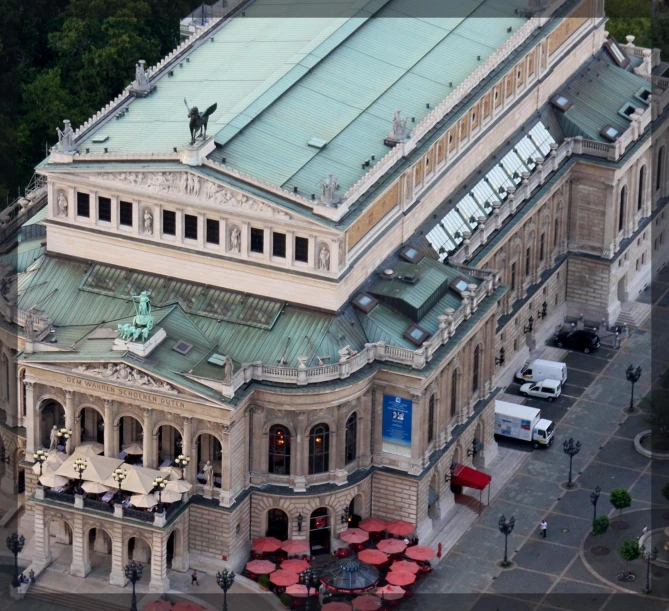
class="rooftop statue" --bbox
[117,291,154,343]
[133,60,150,92]
[388,109,410,142]
[319,173,340,206]
[55,119,76,153]
[184,98,218,145]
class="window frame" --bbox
[294,236,309,263]
[184,214,198,241]
[206,218,220,245]
[97,196,111,222]
[427,394,435,444]
[345,413,357,464]
[268,425,291,475]
[162,209,176,236]
[76,192,90,218]
[250,227,264,254]
[119,201,133,227]
[272,232,286,258]
[308,423,330,475]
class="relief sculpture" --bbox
[72,363,178,394]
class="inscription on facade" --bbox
[65,376,186,408]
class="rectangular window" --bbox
[272,232,286,258]
[636,259,640,271]
[162,210,176,236]
[250,228,264,253]
[76,192,90,217]
[510,262,516,291]
[642,253,646,265]
[97,196,111,222]
[206,219,219,244]
[655,238,659,250]
[295,236,309,263]
[184,214,198,240]
[119,201,133,226]
[539,233,545,261]
[525,247,531,277]
[554,219,559,247]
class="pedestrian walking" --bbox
[191,569,199,586]
[540,520,547,538]
[639,524,647,540]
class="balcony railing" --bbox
[44,489,74,504]
[83,497,114,514]
[123,507,157,524]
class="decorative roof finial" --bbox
[384,109,411,146]
[54,120,77,154]
[319,173,340,206]
[132,59,151,96]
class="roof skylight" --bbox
[172,340,193,355]
[352,292,378,314]
[604,38,630,68]
[403,324,430,346]
[600,125,620,141]
[426,121,556,261]
[550,94,573,112]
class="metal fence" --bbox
[83,498,114,514]
[44,489,74,504]
[123,507,155,524]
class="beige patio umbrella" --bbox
[129,493,158,508]
[103,465,163,494]
[159,465,184,480]
[77,441,104,455]
[82,481,111,494]
[39,474,69,488]
[32,451,67,475]
[56,454,123,482]
[155,489,182,503]
[164,479,192,494]
[122,443,144,455]
[72,444,102,458]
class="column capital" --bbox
[103,399,112,409]
[24,380,34,390]
[183,416,192,425]
[142,407,152,417]
[222,424,231,434]
[65,390,73,399]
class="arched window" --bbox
[619,186,627,232]
[345,413,357,464]
[268,425,291,475]
[308,424,330,474]
[472,345,481,393]
[553,218,559,248]
[638,166,646,211]
[451,370,458,418]
[427,394,435,443]
[657,147,665,191]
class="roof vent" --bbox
[400,273,418,285]
[207,353,227,366]
[381,268,395,280]
[92,135,109,144]
[172,340,193,355]
[308,137,328,149]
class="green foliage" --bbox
[279,593,292,607]
[258,574,270,589]
[592,515,610,536]
[619,539,641,563]
[610,488,632,516]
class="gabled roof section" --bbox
[554,52,652,143]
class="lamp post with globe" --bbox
[124,560,143,611]
[216,568,235,611]
[498,515,515,567]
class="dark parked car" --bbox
[554,329,600,353]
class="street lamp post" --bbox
[33,450,47,477]
[58,428,72,448]
[6,533,25,588]
[153,476,166,512]
[300,567,319,611]
[640,544,658,593]
[498,515,515,567]
[124,560,143,611]
[174,454,190,480]
[73,457,88,494]
[626,365,643,413]
[590,486,601,525]
[113,467,128,502]
[216,568,236,611]
[563,438,581,488]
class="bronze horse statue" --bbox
[184,98,217,145]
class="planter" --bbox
[634,431,669,459]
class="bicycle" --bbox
[616,571,636,582]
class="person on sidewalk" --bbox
[540,520,547,538]
[191,569,199,586]
[28,569,35,584]
[639,524,648,540]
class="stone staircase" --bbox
[26,584,133,611]
[616,301,652,328]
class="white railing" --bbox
[0,175,47,244]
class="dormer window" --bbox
[600,125,620,142]
[550,94,572,112]
[634,87,651,104]
[399,246,423,264]
[604,38,630,68]
[403,324,429,346]
[618,103,636,120]
[450,277,470,297]
[352,292,378,313]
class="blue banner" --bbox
[382,395,413,452]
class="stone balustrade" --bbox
[0,178,47,244]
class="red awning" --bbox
[451,464,491,490]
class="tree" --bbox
[619,539,641,574]
[592,515,610,536]
[610,488,632,517]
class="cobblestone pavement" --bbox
[404,276,669,610]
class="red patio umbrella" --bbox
[281,558,310,573]
[245,559,277,574]
[352,595,383,611]
[340,528,369,545]
[322,603,352,611]
[144,602,173,611]
[358,549,389,565]
[269,570,300,587]
[285,584,317,597]
[359,518,387,533]
[385,520,414,536]
[374,584,405,600]
[252,536,282,553]
[385,571,416,587]
[172,603,203,611]
[390,560,419,574]
[281,539,310,555]
[404,545,435,561]
[376,539,406,554]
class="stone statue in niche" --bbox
[49,425,59,450]
[318,245,330,271]
[203,460,214,489]
[229,226,241,253]
[143,209,153,234]
[56,192,68,216]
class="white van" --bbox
[515,359,567,384]
[519,379,562,401]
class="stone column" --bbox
[372,386,385,464]
[294,411,307,491]
[70,513,90,577]
[65,390,75,454]
[5,357,17,428]
[32,504,52,568]
[142,408,154,469]
[219,424,232,507]
[73,411,82,448]
[182,417,193,481]
[24,381,36,455]
[409,393,423,475]
[109,523,127,587]
[359,391,372,468]
[112,418,120,459]
[149,531,170,593]
[103,400,113,458]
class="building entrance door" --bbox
[266,508,288,540]
[309,507,331,555]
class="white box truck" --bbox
[515,359,567,384]
[494,400,555,448]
